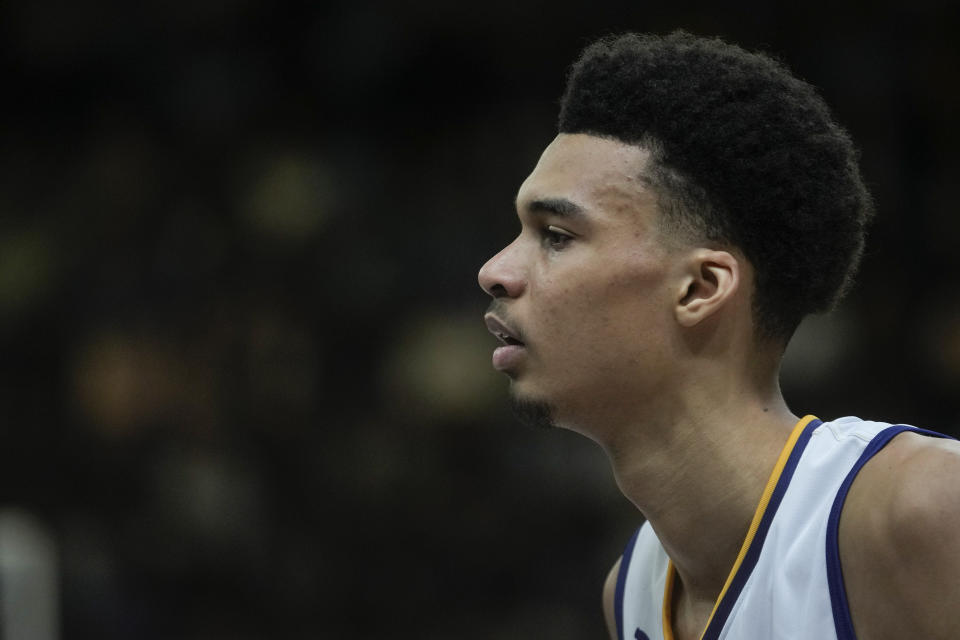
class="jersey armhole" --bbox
[825,426,955,640]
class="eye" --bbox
[543,225,573,250]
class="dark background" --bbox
[0,2,958,638]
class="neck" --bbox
[599,372,799,605]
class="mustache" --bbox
[485,299,526,344]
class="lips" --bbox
[484,314,526,372]
[484,315,525,347]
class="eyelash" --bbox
[542,225,573,250]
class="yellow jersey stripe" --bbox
[660,414,819,640]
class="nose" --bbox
[478,239,525,298]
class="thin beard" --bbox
[509,396,556,430]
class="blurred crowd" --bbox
[0,1,957,638]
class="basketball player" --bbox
[478,32,960,640]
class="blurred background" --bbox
[0,1,958,638]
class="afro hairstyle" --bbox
[558,31,874,341]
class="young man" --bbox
[478,32,960,640]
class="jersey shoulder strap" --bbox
[616,521,669,640]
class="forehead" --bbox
[516,133,658,224]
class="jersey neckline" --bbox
[661,414,822,640]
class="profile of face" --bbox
[478,134,692,434]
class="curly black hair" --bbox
[559,31,874,341]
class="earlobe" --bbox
[674,250,740,328]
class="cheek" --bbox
[538,275,664,356]
[530,245,673,347]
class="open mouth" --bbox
[485,315,525,348]
[496,333,524,347]
[485,314,527,372]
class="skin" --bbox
[478,133,960,640]
[838,432,960,640]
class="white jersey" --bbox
[614,415,953,640]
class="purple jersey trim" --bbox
[615,525,643,640]
[700,418,822,640]
[826,425,955,640]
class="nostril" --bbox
[489,283,508,298]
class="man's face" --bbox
[478,134,687,432]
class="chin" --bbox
[509,396,557,430]
[508,383,611,445]
[506,384,557,430]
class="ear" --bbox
[674,249,741,328]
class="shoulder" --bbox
[852,431,960,543]
[839,430,960,639]
[886,432,960,518]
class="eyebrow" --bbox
[518,197,588,220]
